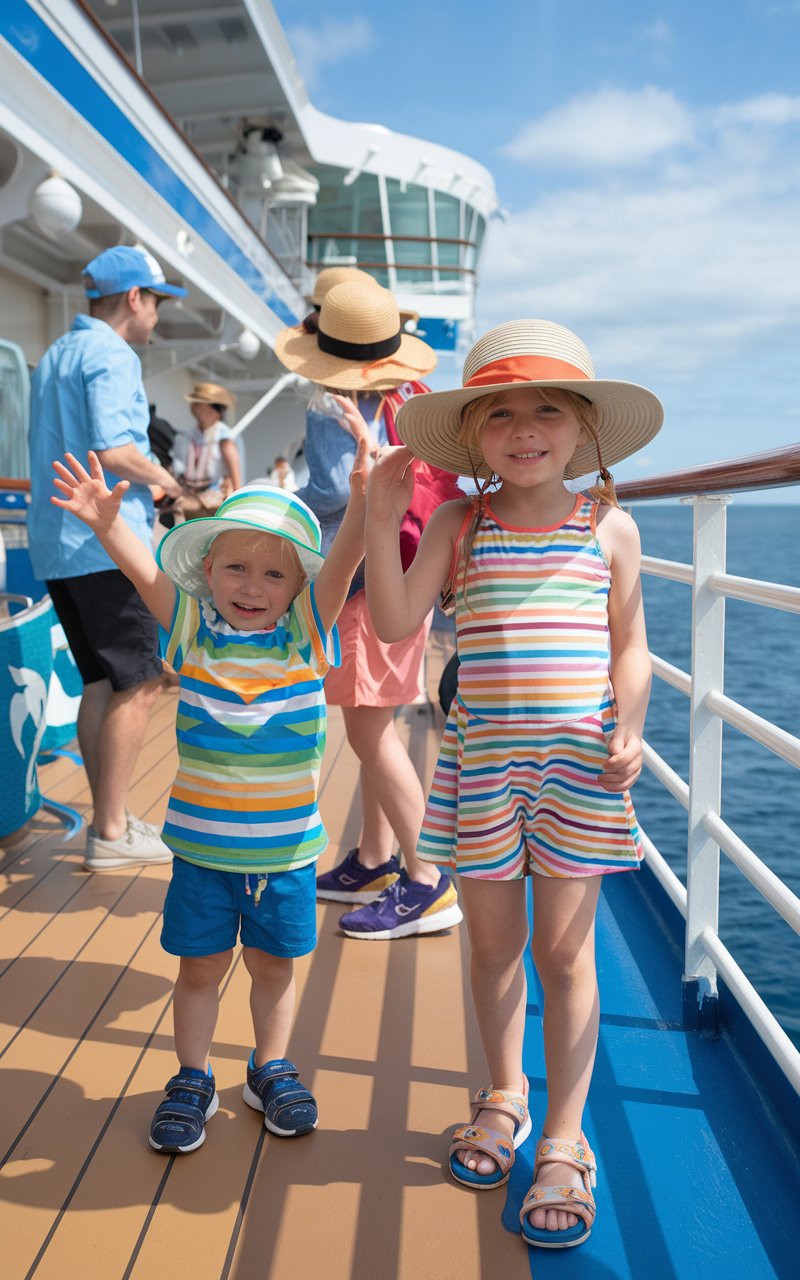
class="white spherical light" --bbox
[30,175,83,238]
[236,328,260,360]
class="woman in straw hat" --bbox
[274,278,464,940]
[306,265,419,332]
[363,318,663,1249]
[173,381,241,517]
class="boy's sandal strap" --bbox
[258,1080,314,1131]
[254,1057,300,1083]
[449,1123,516,1178]
[152,1099,207,1128]
[164,1071,216,1104]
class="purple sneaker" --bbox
[316,848,401,903]
[339,868,463,940]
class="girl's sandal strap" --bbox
[449,1123,516,1177]
[520,1183,596,1230]
[468,1086,528,1129]
[533,1132,597,1185]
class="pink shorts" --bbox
[325,592,433,707]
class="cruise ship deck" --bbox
[1,628,797,1280]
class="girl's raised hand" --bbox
[366,445,416,522]
[328,394,380,458]
[348,433,372,501]
[51,451,129,532]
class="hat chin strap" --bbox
[579,423,617,504]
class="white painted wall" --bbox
[0,267,48,365]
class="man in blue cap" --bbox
[28,245,186,870]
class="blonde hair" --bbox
[446,387,618,611]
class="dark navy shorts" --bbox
[47,569,162,692]
[161,855,318,959]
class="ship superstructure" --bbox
[0,0,497,475]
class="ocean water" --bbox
[631,503,800,1047]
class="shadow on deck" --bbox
[1,629,797,1279]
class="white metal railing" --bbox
[636,491,800,1095]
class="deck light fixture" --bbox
[236,329,260,360]
[29,173,83,237]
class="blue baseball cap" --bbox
[83,246,187,299]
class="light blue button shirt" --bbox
[28,314,154,580]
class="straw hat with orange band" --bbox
[395,319,663,480]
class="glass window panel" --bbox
[434,191,461,241]
[385,179,431,284]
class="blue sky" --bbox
[273,1,800,494]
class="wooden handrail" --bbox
[0,478,30,492]
[616,443,800,501]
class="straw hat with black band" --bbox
[395,319,663,480]
[308,267,420,330]
[276,280,436,391]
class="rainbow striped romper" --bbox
[418,496,643,879]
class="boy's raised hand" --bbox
[51,451,129,533]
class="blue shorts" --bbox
[161,856,317,959]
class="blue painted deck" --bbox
[504,868,798,1278]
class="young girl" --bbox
[365,319,663,1249]
[50,416,369,1155]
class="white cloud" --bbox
[712,92,800,127]
[478,89,800,471]
[501,87,694,170]
[285,17,375,90]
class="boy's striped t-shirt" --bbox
[161,584,340,874]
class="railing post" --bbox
[683,494,730,1033]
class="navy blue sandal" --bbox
[242,1054,318,1136]
[149,1066,219,1154]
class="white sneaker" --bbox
[84,822,173,871]
[126,811,164,841]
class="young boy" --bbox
[51,416,369,1153]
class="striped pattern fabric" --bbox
[456,497,613,723]
[418,498,642,878]
[216,484,322,554]
[161,584,339,874]
[417,700,642,878]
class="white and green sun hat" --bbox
[156,483,324,599]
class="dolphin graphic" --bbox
[9,665,48,803]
